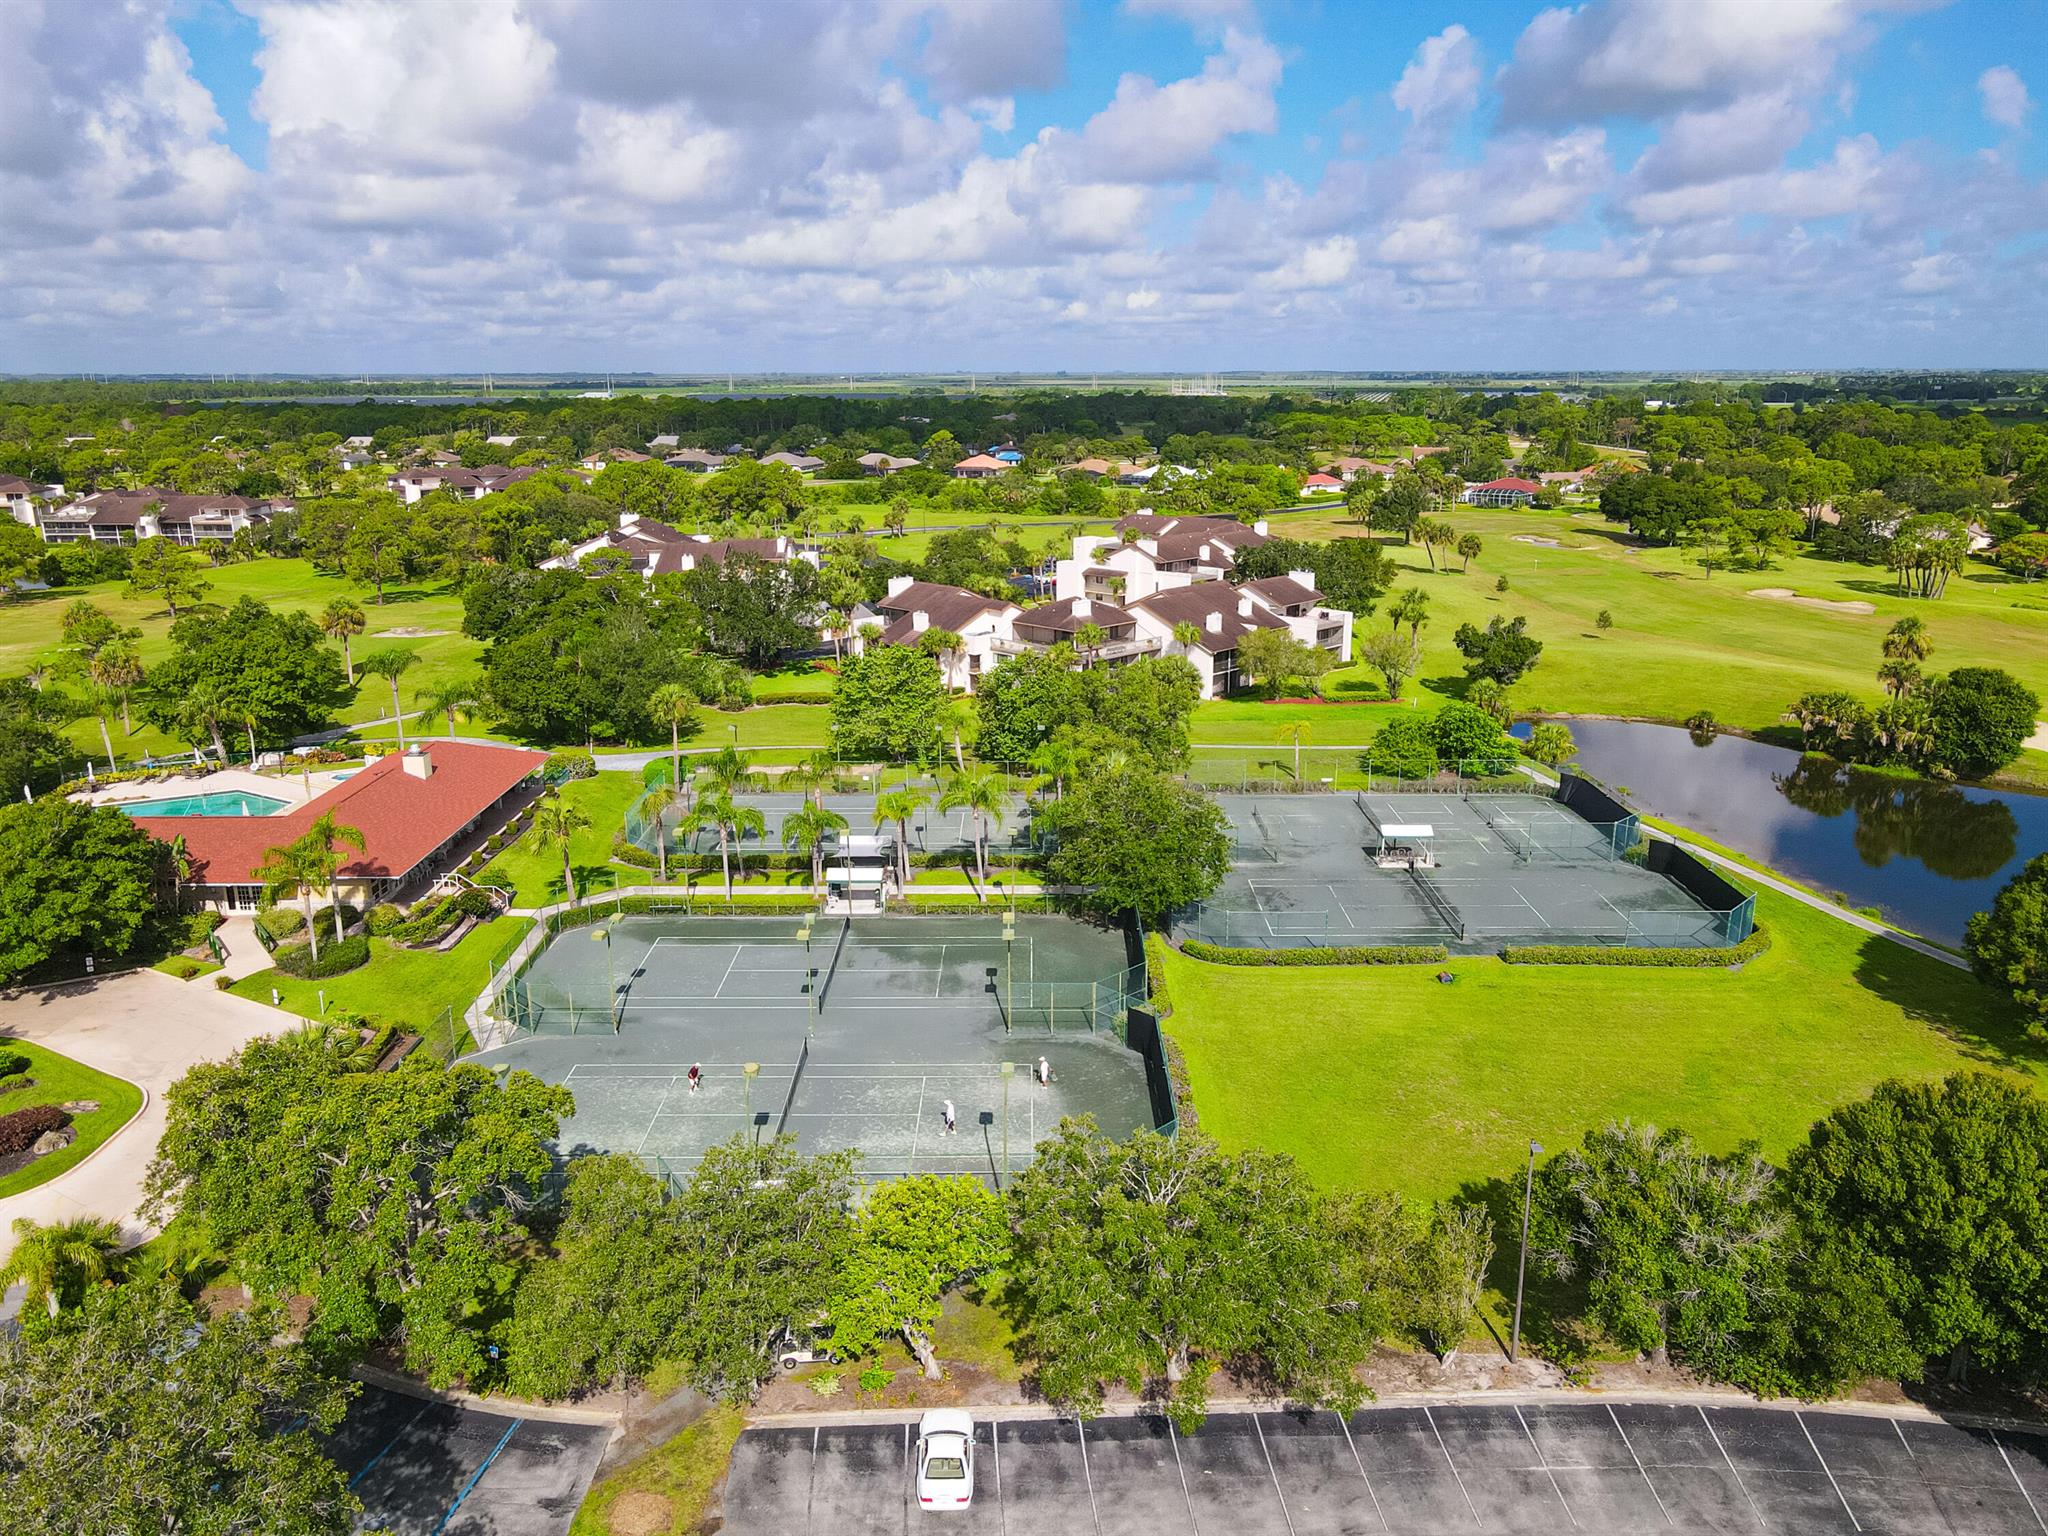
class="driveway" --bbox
[0,969,286,1264]
[724,1400,2048,1535]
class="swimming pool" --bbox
[118,791,290,818]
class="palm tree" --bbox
[415,675,479,738]
[1389,587,1430,646]
[783,800,850,889]
[531,794,594,905]
[783,751,837,806]
[639,782,679,882]
[89,640,144,735]
[647,682,699,790]
[0,1216,121,1318]
[701,744,755,797]
[1073,621,1107,668]
[239,708,262,766]
[1028,736,1079,802]
[1876,659,1920,700]
[874,786,930,888]
[162,832,192,911]
[301,812,368,945]
[1456,532,1483,571]
[358,647,419,751]
[256,833,327,962]
[178,682,233,764]
[1882,615,1932,665]
[321,597,367,684]
[83,681,119,773]
[1277,720,1312,781]
[939,766,1007,891]
[682,789,766,898]
[1170,619,1202,658]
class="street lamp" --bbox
[1002,913,1016,1031]
[591,926,616,1030]
[1511,1139,1543,1364]
[743,1061,761,1141]
[999,1061,1014,1186]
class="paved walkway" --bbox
[0,970,286,1263]
[213,916,275,980]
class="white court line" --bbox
[711,946,743,997]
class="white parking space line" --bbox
[1607,1405,1673,1527]
[1994,1433,2048,1534]
[1698,1408,1768,1530]
[1167,1421,1202,1536]
[1424,1406,1482,1528]
[992,1424,1005,1536]
[1335,1414,1390,1533]
[1516,1405,1578,1529]
[1076,1418,1104,1536]
[1794,1411,1862,1532]
[1251,1414,1298,1536]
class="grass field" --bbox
[0,1040,146,1199]
[228,916,531,1035]
[569,1404,745,1536]
[1271,504,2048,785]
[1160,886,2046,1205]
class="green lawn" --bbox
[0,1041,146,1199]
[475,773,650,906]
[228,916,532,1035]
[569,1404,745,1536]
[1160,886,2046,1204]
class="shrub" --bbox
[1502,925,1772,967]
[763,688,835,705]
[1143,932,1174,1016]
[1180,940,1448,966]
[0,1104,69,1159]
[272,934,371,979]
[255,906,305,943]
[808,1371,843,1397]
[543,748,597,783]
[0,1075,33,1098]
[365,903,407,937]
[0,1051,30,1080]
[856,1365,894,1394]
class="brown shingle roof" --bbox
[873,581,1014,637]
[1129,582,1285,647]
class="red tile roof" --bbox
[134,741,545,888]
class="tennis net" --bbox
[1407,868,1467,940]
[775,1039,810,1137]
[815,915,851,1011]
[1468,796,1533,862]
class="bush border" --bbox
[1179,939,1449,967]
[1501,924,1772,968]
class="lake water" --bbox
[1525,718,2048,946]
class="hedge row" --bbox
[273,934,371,979]
[1180,940,1449,967]
[0,1104,69,1159]
[1501,924,1773,967]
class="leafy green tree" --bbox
[0,522,44,595]
[1365,713,1437,779]
[1430,701,1514,772]
[1376,476,1428,542]
[123,538,211,617]
[0,1279,359,1536]
[1357,631,1417,700]
[342,502,413,602]
[1043,765,1229,923]
[1886,513,1970,598]
[531,793,593,904]
[58,598,122,658]
[142,597,351,746]
[832,645,944,760]
[1007,1122,1393,1430]
[664,1135,858,1402]
[145,1033,572,1387]
[1452,614,1543,685]
[504,1154,693,1398]
[1786,1073,2048,1386]
[1965,852,2048,1036]
[938,765,1007,886]
[1406,1203,1494,1362]
[1925,666,2039,779]
[1236,628,1335,700]
[0,1216,120,1319]
[828,1175,1007,1379]
[1075,655,1202,769]
[0,798,170,985]
[1531,1123,1800,1393]
[974,649,1083,763]
[679,552,821,665]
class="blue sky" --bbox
[3,0,2044,372]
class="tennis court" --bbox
[623,790,1038,860]
[1183,784,1752,952]
[478,913,1159,1184]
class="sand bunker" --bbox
[1513,535,1565,548]
[1747,588,1874,615]
[374,626,449,638]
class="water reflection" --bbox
[1523,718,2048,945]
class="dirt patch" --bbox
[1747,587,1875,615]
[606,1491,674,1536]
[374,626,449,638]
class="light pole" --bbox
[743,1061,761,1141]
[1002,913,1015,1032]
[591,926,616,1030]
[1511,1139,1542,1364]
[796,918,816,1033]
[999,1061,1014,1186]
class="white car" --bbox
[915,1409,976,1512]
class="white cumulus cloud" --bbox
[1979,66,2032,131]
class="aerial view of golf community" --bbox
[7,3,2048,1531]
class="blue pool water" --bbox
[119,791,290,818]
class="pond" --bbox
[1521,718,2048,947]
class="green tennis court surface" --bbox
[1186,788,1746,951]
[480,913,1156,1184]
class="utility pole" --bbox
[1510,1139,1542,1363]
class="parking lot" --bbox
[323,1384,612,1535]
[723,1400,2048,1534]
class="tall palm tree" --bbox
[638,782,678,882]
[647,682,699,791]
[83,681,119,773]
[1028,736,1079,802]
[89,640,144,736]
[1882,615,1932,665]
[1389,587,1430,646]
[178,682,232,764]
[1277,720,1312,781]
[321,597,367,684]
[783,800,850,889]
[256,833,327,962]
[358,647,419,751]
[1170,619,1202,658]
[0,1216,121,1319]
[939,766,1007,891]
[301,812,368,945]
[783,751,836,807]
[937,695,973,771]
[531,794,594,905]
[682,789,765,898]
[701,744,755,797]
[239,708,262,766]
[414,675,479,738]
[1073,621,1107,669]
[874,785,930,888]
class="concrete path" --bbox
[213,916,275,981]
[2027,721,2048,753]
[0,970,287,1263]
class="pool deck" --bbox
[78,765,355,811]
